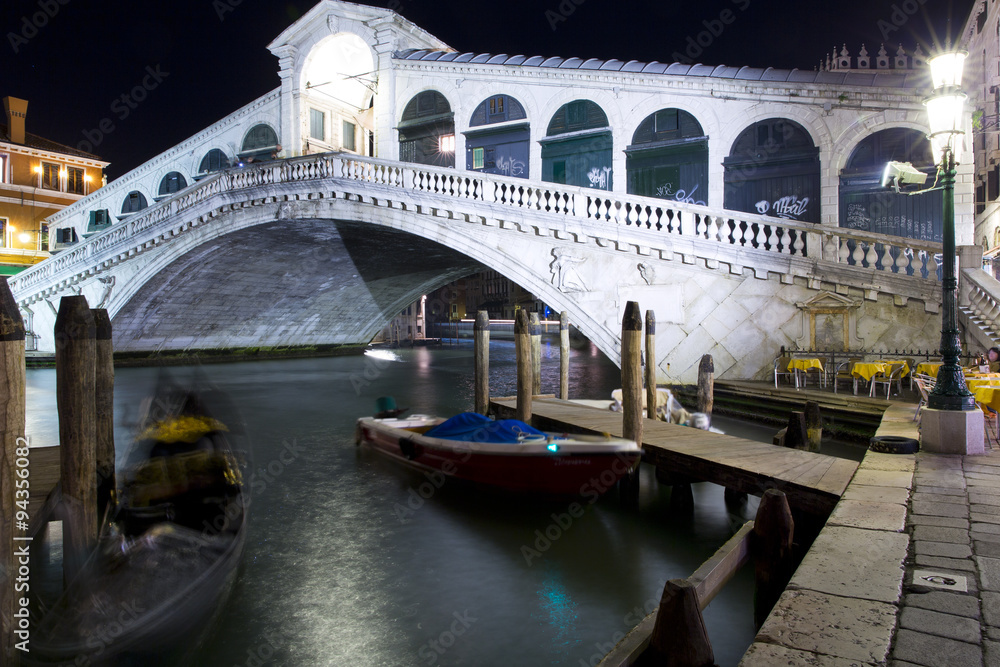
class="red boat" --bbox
[355,412,641,497]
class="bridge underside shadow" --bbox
[111,219,483,351]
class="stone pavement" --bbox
[740,403,1000,666]
[889,447,1000,667]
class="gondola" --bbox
[27,378,250,666]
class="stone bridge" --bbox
[9,153,946,382]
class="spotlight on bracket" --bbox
[882,161,929,190]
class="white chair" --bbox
[871,364,904,399]
[773,356,795,388]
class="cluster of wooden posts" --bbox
[1,280,116,666]
[474,299,794,666]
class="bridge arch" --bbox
[239,123,280,162]
[398,90,455,168]
[120,190,149,217]
[541,99,613,190]
[625,108,708,205]
[723,118,821,223]
[197,148,233,178]
[156,171,188,199]
[465,94,530,179]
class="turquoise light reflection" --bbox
[533,566,580,662]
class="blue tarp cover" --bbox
[424,412,546,443]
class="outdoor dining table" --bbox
[788,358,824,388]
[914,362,943,378]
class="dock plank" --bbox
[493,397,858,515]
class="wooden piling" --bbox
[621,302,643,445]
[515,309,532,423]
[559,311,569,400]
[645,310,657,421]
[697,354,714,415]
[804,401,822,453]
[620,302,643,507]
[648,578,715,667]
[753,488,795,629]
[474,311,490,416]
[93,309,116,519]
[55,295,97,586]
[1,278,25,666]
[530,312,541,395]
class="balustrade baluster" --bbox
[588,197,598,219]
[779,226,792,254]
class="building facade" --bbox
[0,96,106,274]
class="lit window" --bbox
[41,163,59,190]
[0,155,7,183]
[472,147,484,169]
[439,134,455,153]
[67,167,85,194]
[0,219,6,248]
[343,120,356,151]
[310,109,325,141]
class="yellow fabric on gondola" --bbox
[126,450,242,507]
[138,415,229,444]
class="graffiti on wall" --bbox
[755,195,809,220]
[495,155,526,177]
[587,166,612,189]
[655,182,706,206]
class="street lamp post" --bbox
[924,50,976,412]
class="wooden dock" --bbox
[491,397,859,516]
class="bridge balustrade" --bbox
[9,152,946,301]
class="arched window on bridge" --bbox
[197,148,231,179]
[839,128,942,241]
[239,124,280,163]
[541,100,612,190]
[723,118,820,223]
[119,190,148,218]
[626,109,708,205]
[156,171,188,200]
[398,91,455,168]
[465,94,529,179]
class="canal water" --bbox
[25,338,806,666]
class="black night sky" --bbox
[0,0,977,178]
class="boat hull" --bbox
[356,417,640,497]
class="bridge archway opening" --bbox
[301,32,376,156]
[109,219,483,352]
[197,148,232,179]
[465,94,529,179]
[541,100,612,190]
[839,128,941,241]
[398,91,455,168]
[120,190,148,218]
[626,109,708,205]
[723,118,820,223]
[239,123,280,163]
[157,171,187,200]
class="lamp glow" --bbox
[925,92,967,164]
[33,165,42,174]
[18,232,30,244]
[928,51,967,89]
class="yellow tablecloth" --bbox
[973,386,1000,410]
[788,358,823,372]
[876,360,910,378]
[851,363,886,382]
[915,362,942,378]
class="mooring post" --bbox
[648,578,715,667]
[1,278,25,666]
[697,354,714,415]
[804,401,822,453]
[621,301,643,508]
[530,312,541,396]
[753,488,795,629]
[474,310,490,416]
[515,309,532,423]
[645,310,657,421]
[92,309,116,519]
[559,311,569,400]
[55,295,97,586]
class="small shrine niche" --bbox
[794,291,862,352]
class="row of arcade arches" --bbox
[85,124,280,236]
[396,90,941,239]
